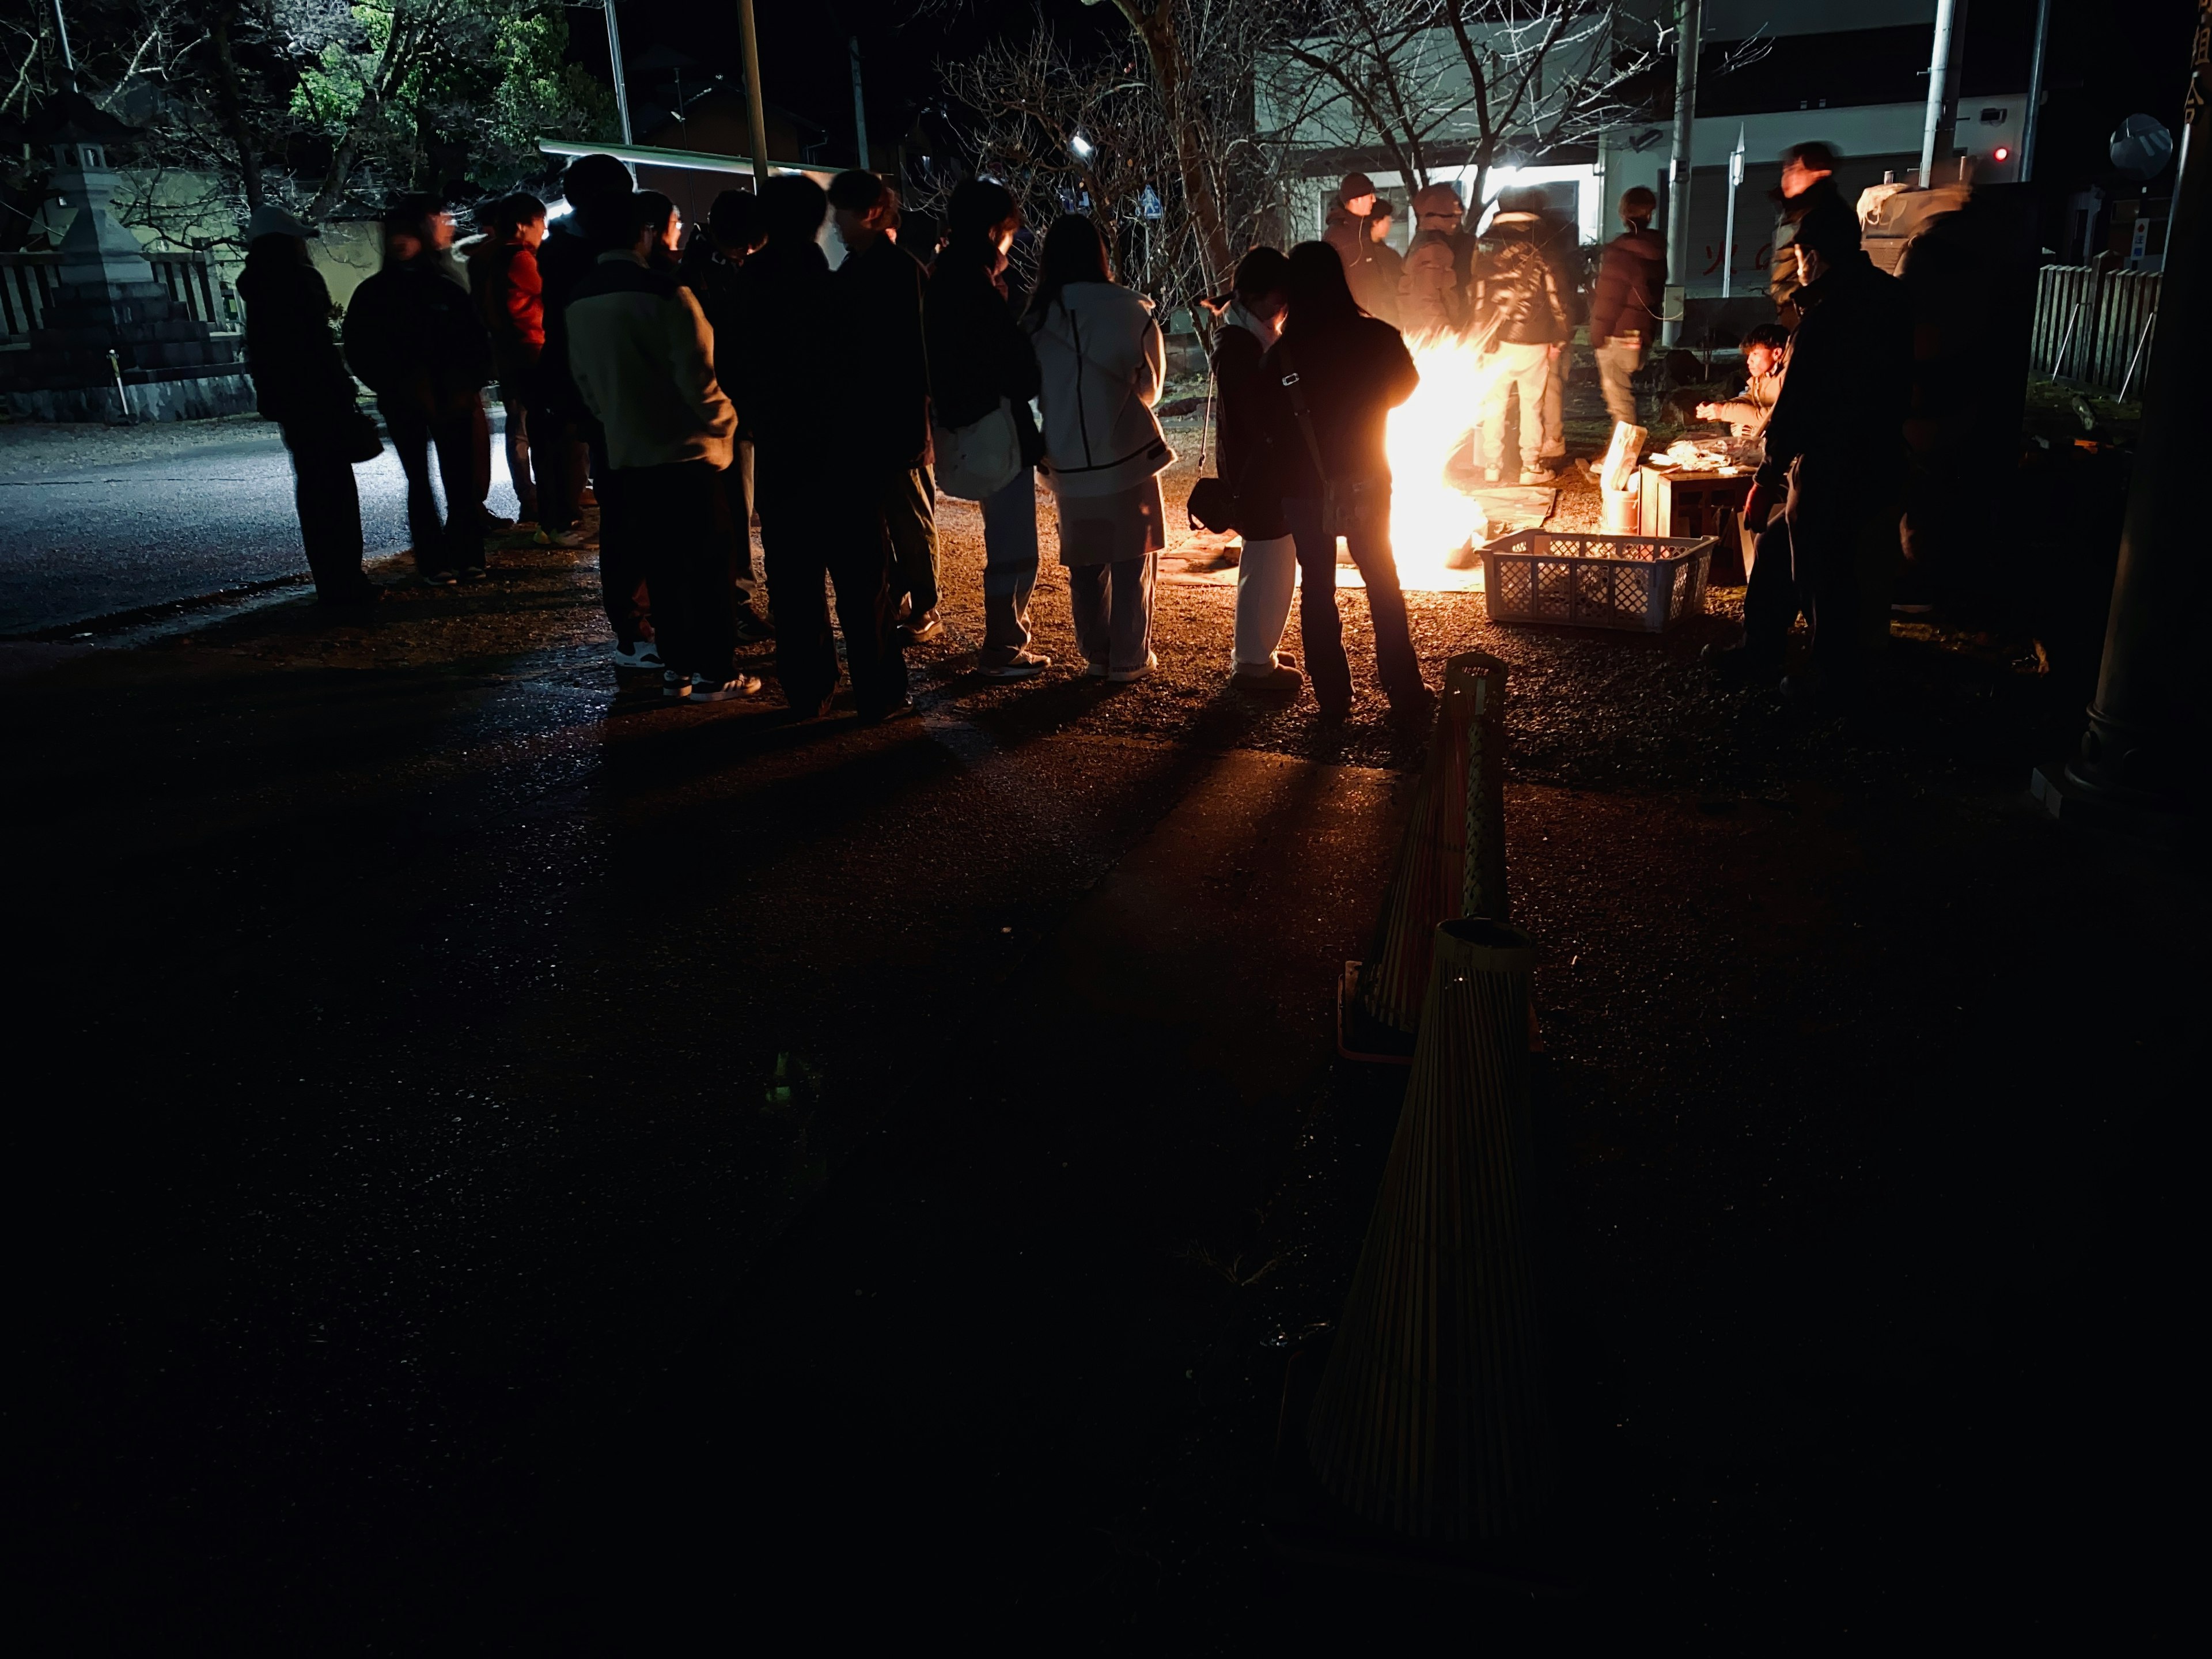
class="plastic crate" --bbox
[1479,528,1715,633]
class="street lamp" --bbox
[1070,133,1094,159]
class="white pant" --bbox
[1232,534,1297,669]
[1479,342,1553,476]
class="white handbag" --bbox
[930,397,1023,502]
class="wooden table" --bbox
[1638,465,1753,582]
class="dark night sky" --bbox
[576,0,2201,215]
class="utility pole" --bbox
[603,0,633,145]
[1919,0,1969,187]
[1722,123,1745,298]
[849,36,870,169]
[2021,0,2052,181]
[2042,0,2210,824]
[740,0,770,184]
[47,0,77,92]
[1662,0,1700,347]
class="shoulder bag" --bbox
[931,396,1022,502]
[1277,342,1385,536]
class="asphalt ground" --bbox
[9,412,2198,1649]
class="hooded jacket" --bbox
[1397,184,1467,336]
[565,250,736,472]
[1475,213,1571,346]
[1590,222,1666,347]
[239,248,356,430]
[340,256,493,418]
[1027,280,1169,499]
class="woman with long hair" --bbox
[1255,241,1430,722]
[1025,216,1171,681]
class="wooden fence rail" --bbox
[2032,261,2161,399]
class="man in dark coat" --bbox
[342,194,493,584]
[830,168,939,651]
[740,173,904,721]
[1756,203,1912,698]
[1589,185,1666,430]
[925,178,1048,678]
[678,188,772,639]
[1771,142,1857,327]
[238,204,378,606]
[535,154,634,552]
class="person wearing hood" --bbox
[925,179,1051,680]
[1397,183,1466,337]
[342,195,494,586]
[1253,243,1430,725]
[1589,186,1666,430]
[237,203,380,607]
[1751,203,1911,700]
[1210,245,1300,693]
[1771,142,1856,328]
[830,169,941,652]
[536,153,635,558]
[1025,215,1172,683]
[1472,191,1571,485]
[740,174,906,721]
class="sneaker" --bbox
[538,528,588,550]
[1107,652,1158,684]
[418,569,459,588]
[1082,661,1111,679]
[1232,661,1303,694]
[859,696,918,725]
[684,672,764,703]
[456,564,491,582]
[1518,466,1559,486]
[614,640,665,671]
[980,650,1050,681]
[902,608,944,644]
[475,512,517,534]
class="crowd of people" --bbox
[235,135,1904,718]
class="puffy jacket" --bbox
[1475,214,1570,346]
[1590,224,1666,347]
[1027,280,1169,499]
[1397,232,1461,335]
[340,256,492,417]
[1254,313,1419,498]
[834,233,931,471]
[565,250,736,472]
[238,248,356,429]
[925,234,1044,467]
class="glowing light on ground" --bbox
[1386,331,1506,589]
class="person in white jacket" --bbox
[1025,217,1172,681]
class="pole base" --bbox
[1264,1334,1571,1596]
[2029,763,2186,846]
[1335,961,1416,1066]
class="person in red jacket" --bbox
[1589,186,1666,430]
[469,194,547,527]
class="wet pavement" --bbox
[11,430,2198,1648]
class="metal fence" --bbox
[2032,261,2161,399]
[2,248,236,346]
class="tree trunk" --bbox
[209,10,263,212]
[1111,0,1233,293]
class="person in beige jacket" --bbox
[567,190,756,702]
[1696,323,1790,444]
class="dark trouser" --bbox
[759,445,904,716]
[281,425,370,600]
[1741,520,1797,666]
[530,402,592,533]
[612,459,738,681]
[499,397,538,522]
[380,400,485,575]
[589,427,653,647]
[883,464,939,616]
[1788,471,1900,685]
[1283,495,1427,711]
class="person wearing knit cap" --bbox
[1322,172,1389,308]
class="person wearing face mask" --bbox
[1210,245,1301,694]
[1771,142,1854,329]
[1752,206,1911,702]
[924,179,1051,680]
[342,194,494,585]
[565,191,757,704]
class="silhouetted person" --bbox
[925,179,1050,679]
[739,173,904,720]
[1474,188,1571,484]
[567,191,757,702]
[830,168,941,650]
[1211,244,1299,692]
[342,195,492,585]
[679,188,772,639]
[1772,142,1855,328]
[1255,242,1430,724]
[537,154,635,557]
[469,193,548,528]
[238,204,379,607]
[1590,186,1665,430]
